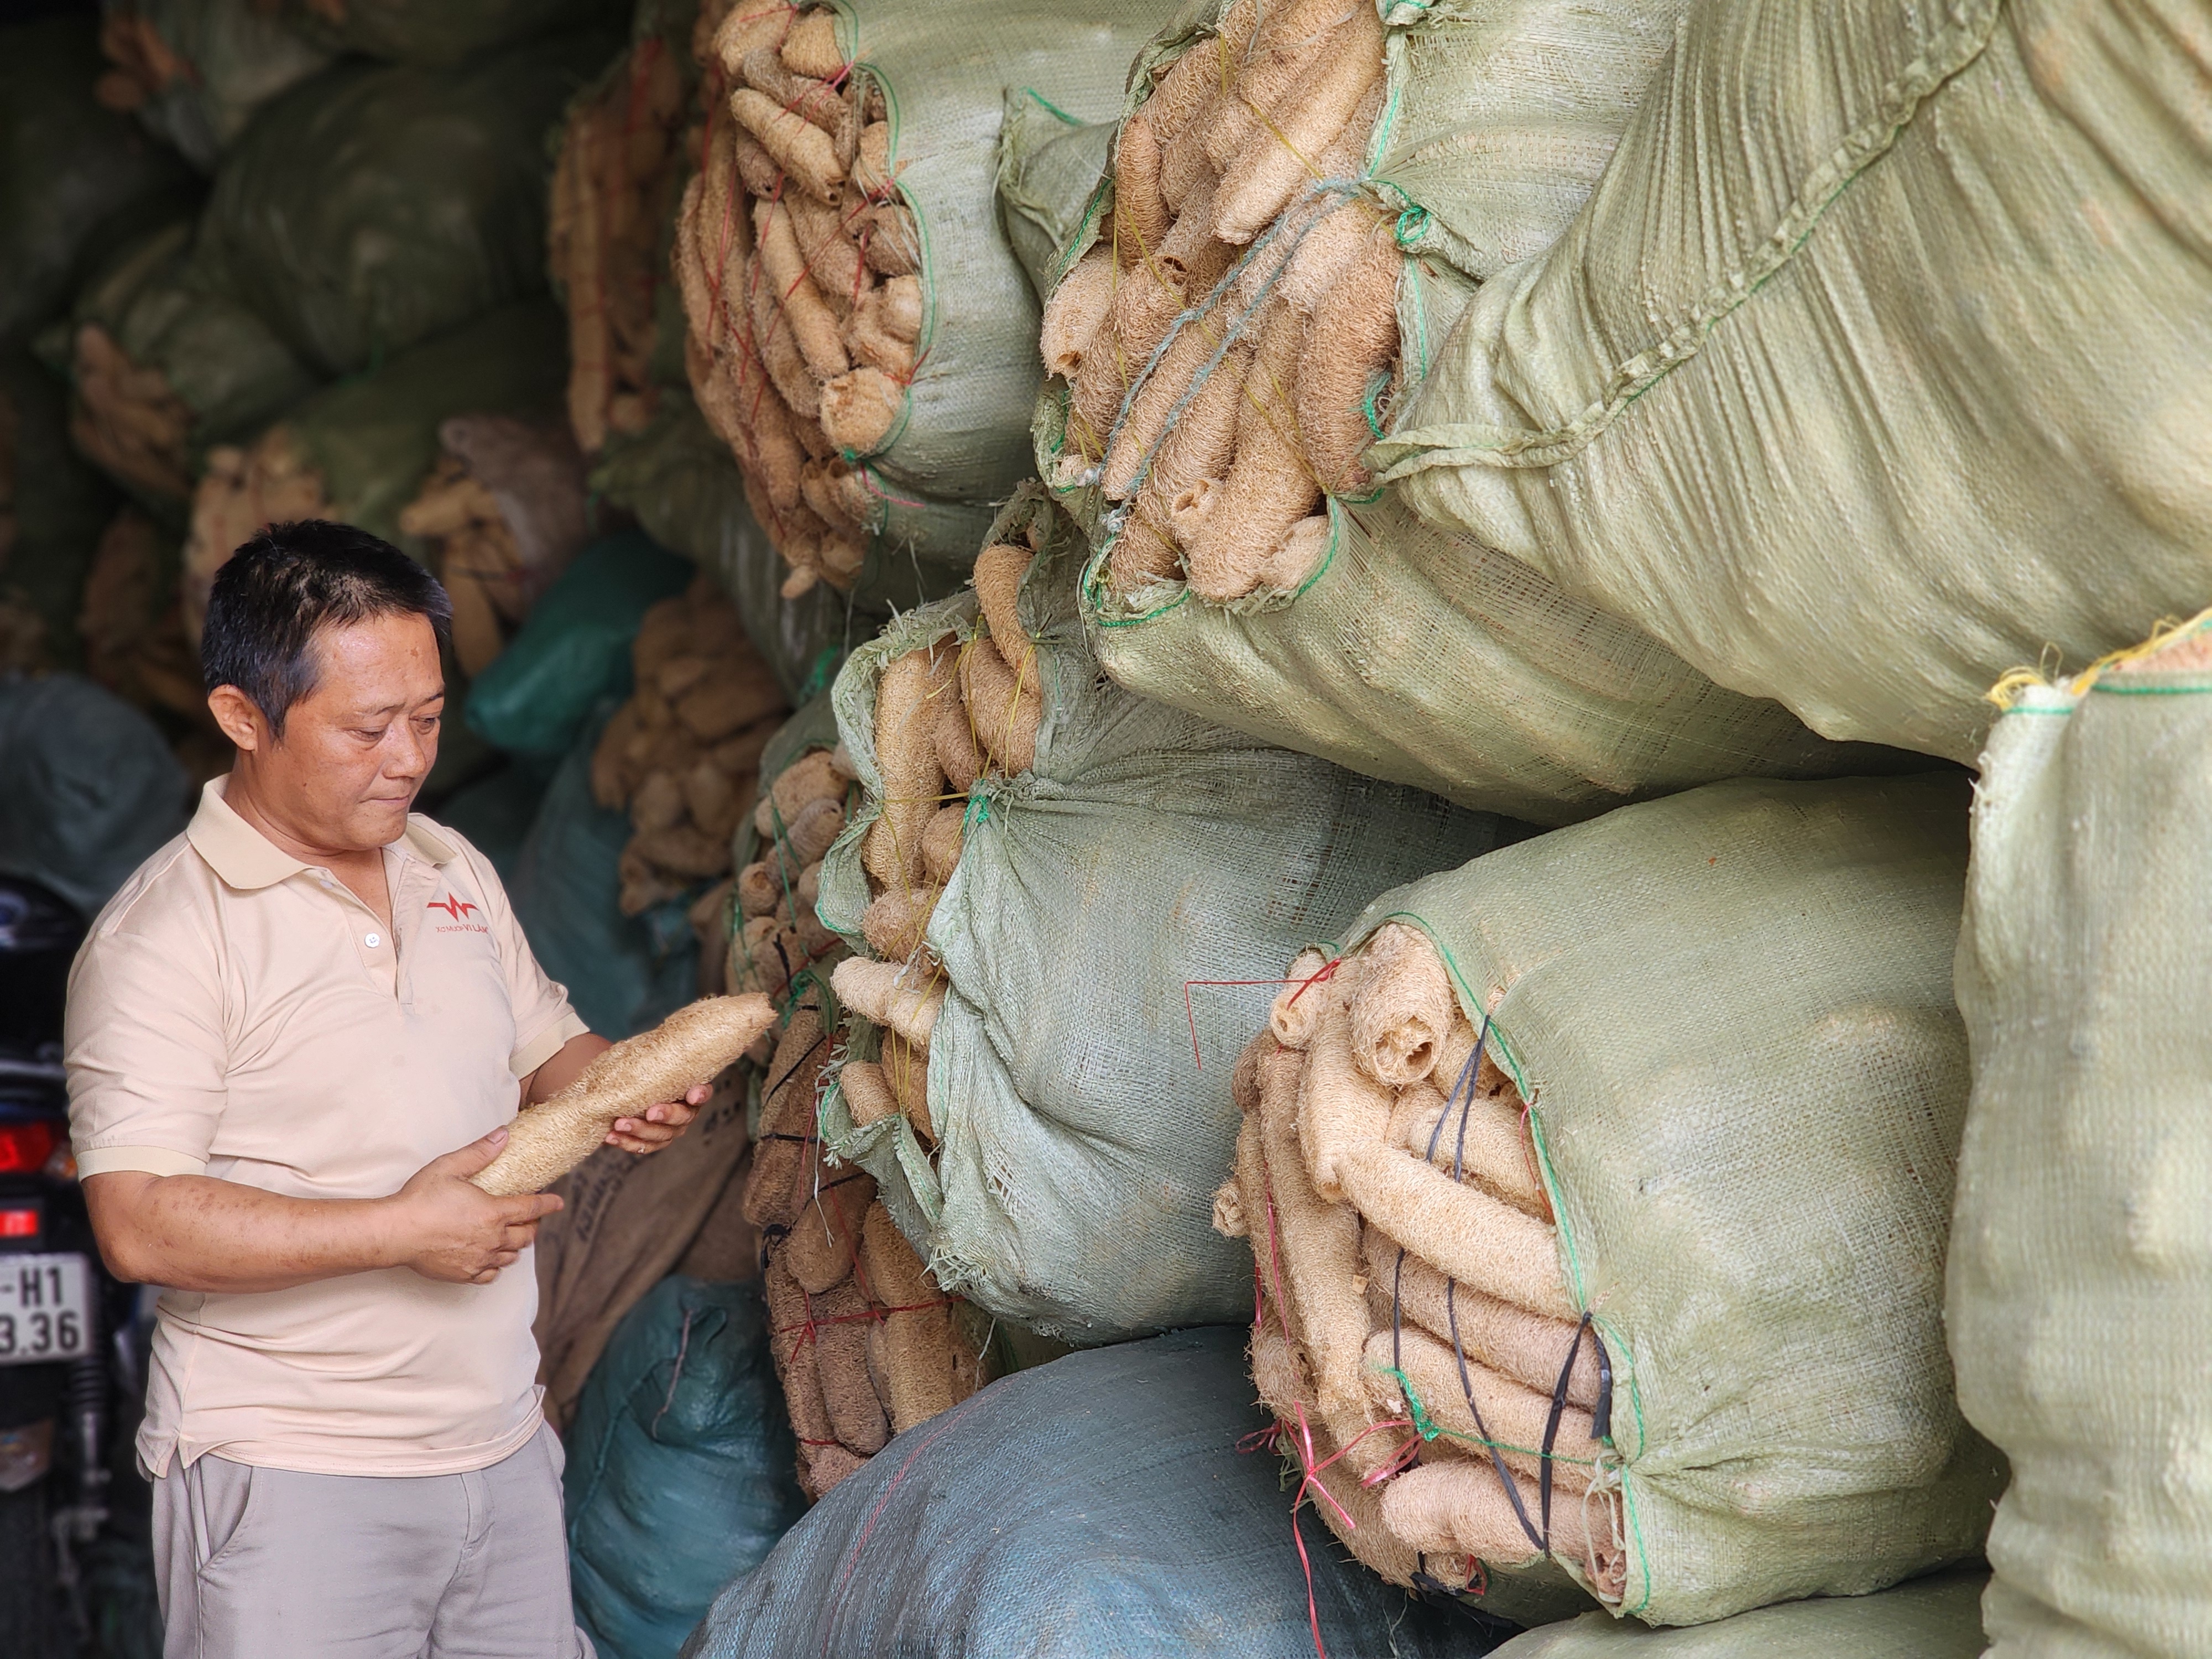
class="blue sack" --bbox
[565,1276,806,1659]
[681,1327,1510,1658]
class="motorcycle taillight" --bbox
[0,1121,57,1175]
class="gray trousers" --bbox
[152,1423,592,1659]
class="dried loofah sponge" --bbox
[473,994,777,1195]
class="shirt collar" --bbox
[186,777,457,891]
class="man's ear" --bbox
[207,685,267,753]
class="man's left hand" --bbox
[604,1082,710,1155]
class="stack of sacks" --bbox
[1950,613,2212,1658]
[1373,0,2212,765]
[0,14,192,346]
[1214,774,2002,1628]
[60,216,319,505]
[674,0,1175,598]
[396,415,589,676]
[189,34,615,380]
[1492,1569,1987,1657]
[742,987,987,1500]
[276,0,625,67]
[725,692,853,1004]
[1030,0,1896,826]
[95,0,335,170]
[550,0,698,457]
[182,304,567,635]
[812,486,1505,1343]
[588,574,787,916]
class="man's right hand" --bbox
[387,1130,564,1285]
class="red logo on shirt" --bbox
[427,894,479,920]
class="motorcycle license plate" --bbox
[0,1253,92,1365]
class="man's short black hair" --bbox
[201,521,451,737]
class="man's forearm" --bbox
[85,1172,402,1293]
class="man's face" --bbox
[249,613,444,853]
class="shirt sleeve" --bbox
[453,842,589,1076]
[64,890,229,1179]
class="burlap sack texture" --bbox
[674,0,1176,601]
[1950,610,2212,1659]
[181,302,567,640]
[1373,0,2212,766]
[809,486,1505,1343]
[587,571,790,918]
[1217,774,2002,1630]
[1029,0,1896,828]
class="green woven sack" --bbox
[284,0,627,68]
[1949,614,2212,1659]
[0,16,194,346]
[1036,0,1887,827]
[789,0,1177,574]
[66,217,322,492]
[813,489,1506,1342]
[195,34,616,376]
[99,0,337,170]
[1374,0,2212,765]
[1494,1571,1986,1657]
[1323,774,2000,1625]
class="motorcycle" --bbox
[0,875,138,1653]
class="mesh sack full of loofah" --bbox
[742,984,989,1501]
[95,0,336,170]
[1949,613,2212,1659]
[1372,0,2212,765]
[0,349,124,674]
[58,215,321,506]
[807,486,1506,1343]
[181,303,568,638]
[1030,0,1895,826]
[722,690,853,1008]
[191,33,618,378]
[397,415,590,676]
[1214,773,2004,1629]
[672,0,1177,601]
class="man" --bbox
[65,522,706,1657]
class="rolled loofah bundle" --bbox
[473,993,776,1196]
[181,303,568,640]
[396,415,589,676]
[1027,0,1900,830]
[724,691,857,1003]
[549,2,697,458]
[810,487,1506,1344]
[587,571,789,917]
[672,0,1176,599]
[742,989,987,1500]
[1214,774,2004,1630]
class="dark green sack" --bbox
[507,703,695,1037]
[0,17,195,346]
[0,351,124,670]
[463,528,692,759]
[286,0,628,67]
[565,1276,805,1659]
[0,672,188,918]
[196,35,617,375]
[98,0,337,170]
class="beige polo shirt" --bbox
[64,778,588,1478]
